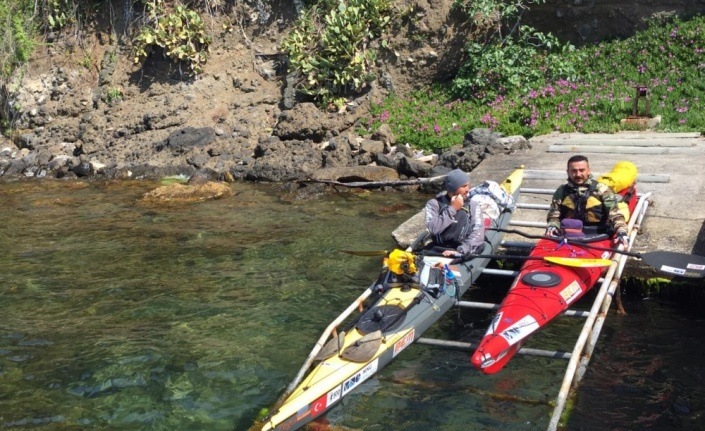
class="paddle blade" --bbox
[640,251,705,278]
[544,257,613,268]
[314,330,346,361]
[340,249,388,256]
[341,330,382,363]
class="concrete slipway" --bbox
[394,131,705,279]
[388,131,705,429]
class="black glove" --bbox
[615,232,629,248]
[545,226,560,237]
[470,243,486,255]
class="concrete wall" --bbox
[524,0,705,45]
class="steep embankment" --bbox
[2,0,702,182]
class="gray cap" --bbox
[445,169,470,193]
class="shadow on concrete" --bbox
[693,219,705,256]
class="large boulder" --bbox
[273,102,358,142]
[139,182,233,204]
[155,127,216,154]
[239,136,325,182]
[309,166,399,182]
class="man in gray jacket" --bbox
[424,169,485,257]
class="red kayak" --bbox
[471,187,638,374]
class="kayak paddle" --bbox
[490,228,705,278]
[543,256,613,268]
[342,249,613,268]
[341,249,388,256]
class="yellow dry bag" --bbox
[384,249,417,275]
[597,161,638,193]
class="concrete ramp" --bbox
[547,132,701,154]
[395,131,705,277]
[480,131,705,276]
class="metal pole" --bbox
[456,301,590,317]
[501,240,536,249]
[519,188,556,194]
[574,193,652,384]
[480,268,520,277]
[415,338,572,359]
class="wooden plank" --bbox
[548,145,695,154]
[509,220,547,228]
[544,132,700,140]
[519,187,556,194]
[549,139,697,147]
[517,203,550,210]
[524,170,670,183]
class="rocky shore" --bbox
[2,82,530,191]
[2,0,691,188]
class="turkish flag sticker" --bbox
[311,394,328,416]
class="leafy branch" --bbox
[282,0,392,110]
[132,0,211,75]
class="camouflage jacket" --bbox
[546,177,627,235]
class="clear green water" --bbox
[0,180,702,431]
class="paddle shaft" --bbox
[488,228,637,254]
[490,228,705,278]
[447,253,611,267]
[453,253,585,261]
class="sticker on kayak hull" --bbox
[488,311,504,333]
[393,329,415,357]
[296,405,310,421]
[500,315,539,343]
[687,263,705,270]
[276,385,342,430]
[311,385,342,417]
[559,280,582,304]
[341,359,378,396]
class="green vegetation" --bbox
[0,0,213,81]
[0,1,36,79]
[104,86,122,104]
[132,0,211,75]
[281,0,392,110]
[2,0,705,149]
[362,14,705,152]
[46,0,75,29]
[451,0,578,105]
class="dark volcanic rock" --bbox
[155,127,216,153]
